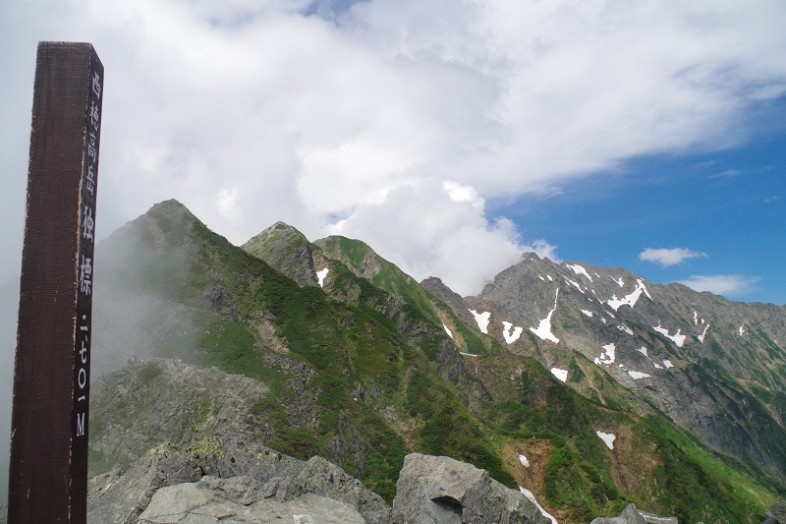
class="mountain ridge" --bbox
[84,200,785,523]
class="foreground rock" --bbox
[590,503,677,524]
[89,450,551,523]
[138,475,366,523]
[88,445,389,524]
[391,453,549,524]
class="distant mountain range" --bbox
[86,200,786,523]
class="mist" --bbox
[0,204,205,511]
[0,280,19,510]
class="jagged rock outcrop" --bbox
[243,222,318,287]
[764,500,786,524]
[89,446,390,524]
[390,453,549,524]
[590,503,677,524]
[89,450,553,524]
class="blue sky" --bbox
[491,96,786,304]
[0,0,785,303]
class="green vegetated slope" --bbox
[91,200,782,523]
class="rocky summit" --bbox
[81,200,785,524]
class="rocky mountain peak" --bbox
[243,221,317,287]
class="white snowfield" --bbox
[698,324,710,343]
[502,321,524,344]
[596,431,616,450]
[607,279,651,311]
[519,454,530,467]
[443,324,454,340]
[563,276,585,294]
[635,346,648,357]
[617,324,634,336]
[628,370,651,380]
[653,323,686,347]
[581,309,593,318]
[663,359,674,369]
[530,289,560,344]
[551,367,568,383]
[519,487,558,524]
[566,263,593,281]
[595,343,616,365]
[468,309,491,334]
[316,267,329,288]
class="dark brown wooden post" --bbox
[8,42,103,524]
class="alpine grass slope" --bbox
[88,200,785,523]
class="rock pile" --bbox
[89,450,548,523]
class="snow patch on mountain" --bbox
[635,346,648,357]
[653,361,663,370]
[567,263,593,281]
[519,454,530,467]
[316,268,329,288]
[595,343,616,365]
[639,279,653,300]
[581,309,593,318]
[653,323,686,347]
[612,277,625,287]
[530,289,560,344]
[663,359,674,369]
[739,325,745,336]
[563,276,585,294]
[551,367,568,382]
[628,370,652,380]
[443,325,454,340]
[617,324,634,336]
[519,487,558,524]
[607,279,650,311]
[469,309,491,334]
[698,324,710,343]
[502,321,523,344]
[596,431,616,450]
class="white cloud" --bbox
[527,239,561,263]
[639,248,707,267]
[326,179,528,295]
[1,0,785,295]
[678,275,760,297]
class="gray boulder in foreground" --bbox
[89,449,552,524]
[137,475,366,523]
[390,453,549,524]
[590,503,677,524]
[88,444,389,524]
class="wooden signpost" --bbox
[8,42,103,524]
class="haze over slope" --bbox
[2,200,784,523]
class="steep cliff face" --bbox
[85,201,784,524]
[460,254,786,483]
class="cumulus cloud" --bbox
[678,275,760,297]
[639,248,708,267]
[1,0,786,296]
[327,179,532,295]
